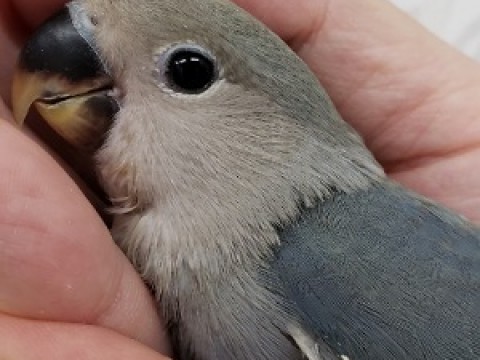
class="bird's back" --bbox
[274,181,480,359]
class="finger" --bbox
[0,314,171,360]
[0,119,170,353]
[234,0,480,159]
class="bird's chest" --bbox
[111,213,306,360]
[156,267,304,360]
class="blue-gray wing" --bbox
[272,181,480,359]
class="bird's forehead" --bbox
[79,0,282,79]
[82,0,246,29]
[79,0,260,60]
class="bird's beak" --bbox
[11,6,118,151]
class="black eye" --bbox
[161,45,218,94]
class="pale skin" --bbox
[1,0,479,358]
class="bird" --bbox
[11,0,480,359]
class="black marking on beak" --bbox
[19,7,107,84]
[12,5,118,151]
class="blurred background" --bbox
[390,0,480,60]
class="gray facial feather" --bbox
[76,0,388,359]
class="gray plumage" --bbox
[275,181,480,359]
[13,0,480,359]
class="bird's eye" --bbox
[156,44,218,94]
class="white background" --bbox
[390,0,480,60]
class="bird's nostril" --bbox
[90,15,98,26]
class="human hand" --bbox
[2,0,479,358]
[0,1,171,359]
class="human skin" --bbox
[1,0,480,358]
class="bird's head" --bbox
[12,0,383,274]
